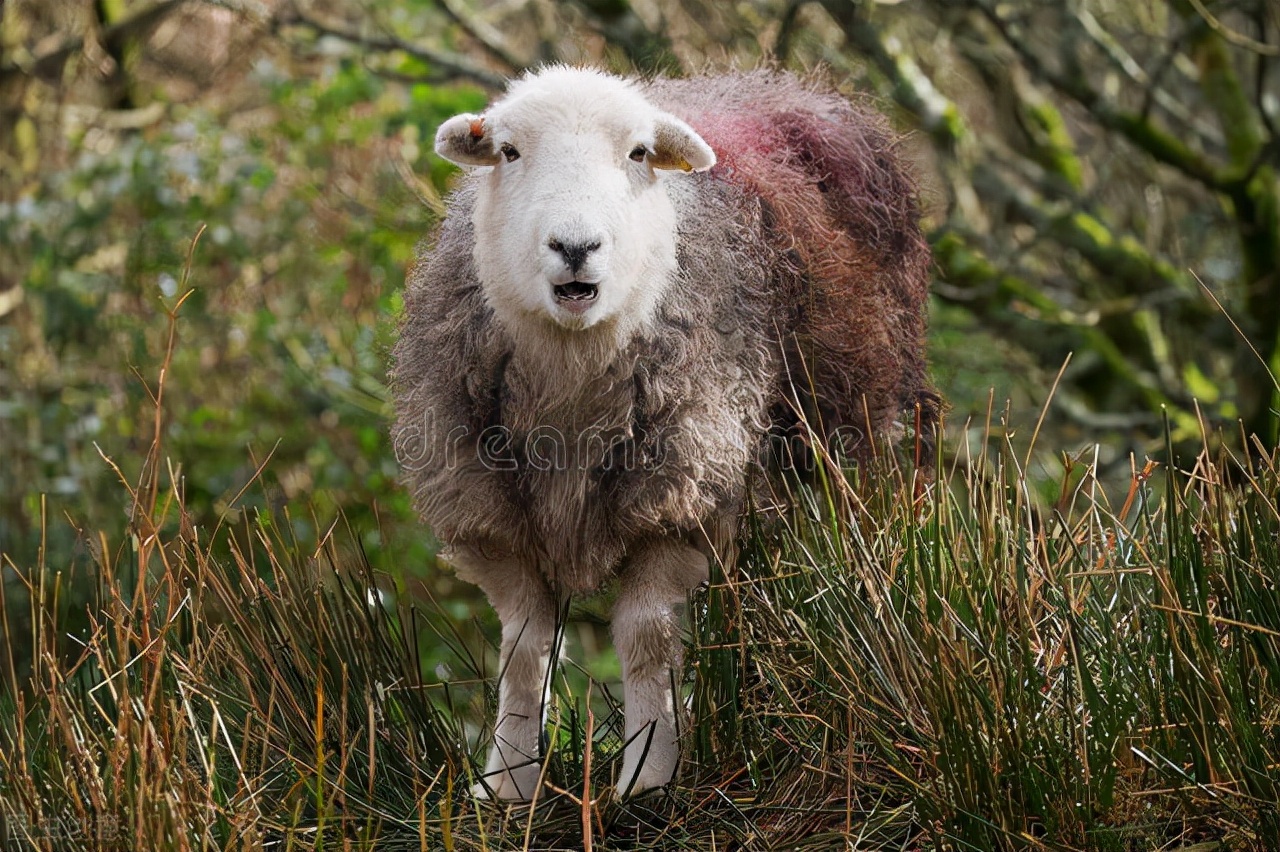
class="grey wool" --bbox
[390,66,940,799]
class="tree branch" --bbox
[1185,0,1278,56]
[0,0,196,85]
[973,161,1193,300]
[434,0,526,72]
[1252,5,1277,137]
[1186,26,1264,170]
[818,0,966,148]
[774,0,806,63]
[276,7,506,90]
[1172,5,1280,444]
[930,231,1183,417]
[572,0,681,74]
[1072,5,1225,152]
[969,0,1231,191]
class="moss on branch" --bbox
[1022,100,1084,190]
[972,0,1228,191]
[931,233,1187,420]
[1174,9,1280,445]
[819,0,967,148]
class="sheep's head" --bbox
[434,67,715,338]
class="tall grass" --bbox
[690,434,1280,850]
[2,293,1278,849]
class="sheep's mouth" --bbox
[553,281,599,311]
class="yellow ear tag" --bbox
[651,153,693,172]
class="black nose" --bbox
[548,239,601,274]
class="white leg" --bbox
[612,539,709,797]
[445,547,559,802]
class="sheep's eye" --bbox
[500,143,520,163]
[629,145,648,163]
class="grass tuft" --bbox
[2,272,1278,849]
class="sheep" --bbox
[391,65,940,801]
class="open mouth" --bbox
[553,281,599,312]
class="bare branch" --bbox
[276,7,506,90]
[435,0,526,72]
[1073,6,1224,151]
[969,0,1230,191]
[1186,0,1278,56]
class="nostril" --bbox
[548,239,602,274]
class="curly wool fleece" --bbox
[391,67,941,800]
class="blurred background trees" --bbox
[1,0,1277,660]
[3,5,1277,843]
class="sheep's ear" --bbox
[435,113,501,167]
[651,114,716,173]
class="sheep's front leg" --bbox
[612,539,709,796]
[446,547,559,802]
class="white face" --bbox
[434,69,715,338]
[472,109,677,333]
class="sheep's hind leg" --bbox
[612,539,709,797]
[446,547,560,802]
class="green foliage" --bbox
[1,55,493,673]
